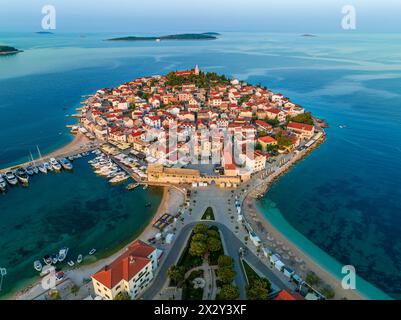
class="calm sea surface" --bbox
[1,32,400,299]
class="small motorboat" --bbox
[34,260,43,272]
[15,168,29,184]
[52,255,59,265]
[60,158,73,171]
[145,203,152,208]
[44,162,53,172]
[38,163,47,174]
[50,158,62,172]
[32,166,39,174]
[58,247,69,262]
[4,171,18,186]
[89,248,96,255]
[0,176,7,192]
[43,255,53,265]
[77,254,83,264]
[67,260,75,267]
[26,166,34,176]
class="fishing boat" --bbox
[50,158,62,172]
[143,184,148,190]
[68,156,74,162]
[15,168,29,184]
[77,254,83,264]
[44,162,53,172]
[43,255,53,265]
[38,163,47,174]
[33,260,43,272]
[89,248,96,255]
[28,151,39,174]
[60,158,73,171]
[52,255,59,264]
[126,183,139,190]
[67,261,75,267]
[0,176,7,192]
[26,166,34,176]
[58,247,69,262]
[145,203,152,208]
[36,146,48,174]
[109,173,129,184]
[4,171,18,186]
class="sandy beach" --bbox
[243,138,366,300]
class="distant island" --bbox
[0,45,22,55]
[301,34,317,37]
[36,31,54,35]
[107,33,220,42]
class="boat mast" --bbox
[36,145,43,161]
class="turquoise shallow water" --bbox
[1,32,401,299]
[0,156,162,298]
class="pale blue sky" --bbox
[0,0,400,33]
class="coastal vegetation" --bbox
[107,33,218,42]
[242,260,272,300]
[289,112,314,125]
[165,71,229,88]
[0,45,21,55]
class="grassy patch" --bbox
[201,207,215,220]
[243,260,261,284]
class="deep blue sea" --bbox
[1,32,400,299]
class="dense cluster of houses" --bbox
[80,66,315,178]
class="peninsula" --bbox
[107,33,219,41]
[0,45,22,55]
[13,66,367,303]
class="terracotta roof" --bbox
[259,136,277,144]
[287,121,314,132]
[92,240,155,289]
[274,290,304,301]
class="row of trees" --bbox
[188,224,222,257]
[216,256,240,300]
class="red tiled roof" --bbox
[92,240,155,289]
[274,290,304,301]
[259,136,277,144]
[287,121,314,132]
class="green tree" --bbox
[207,229,220,239]
[217,266,236,284]
[246,279,271,300]
[70,284,80,296]
[217,255,234,269]
[168,265,185,285]
[290,112,314,125]
[189,240,208,257]
[207,237,222,252]
[193,224,209,235]
[192,233,207,242]
[114,292,131,300]
[320,286,335,299]
[306,272,320,286]
[218,284,240,300]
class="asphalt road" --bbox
[142,221,289,300]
